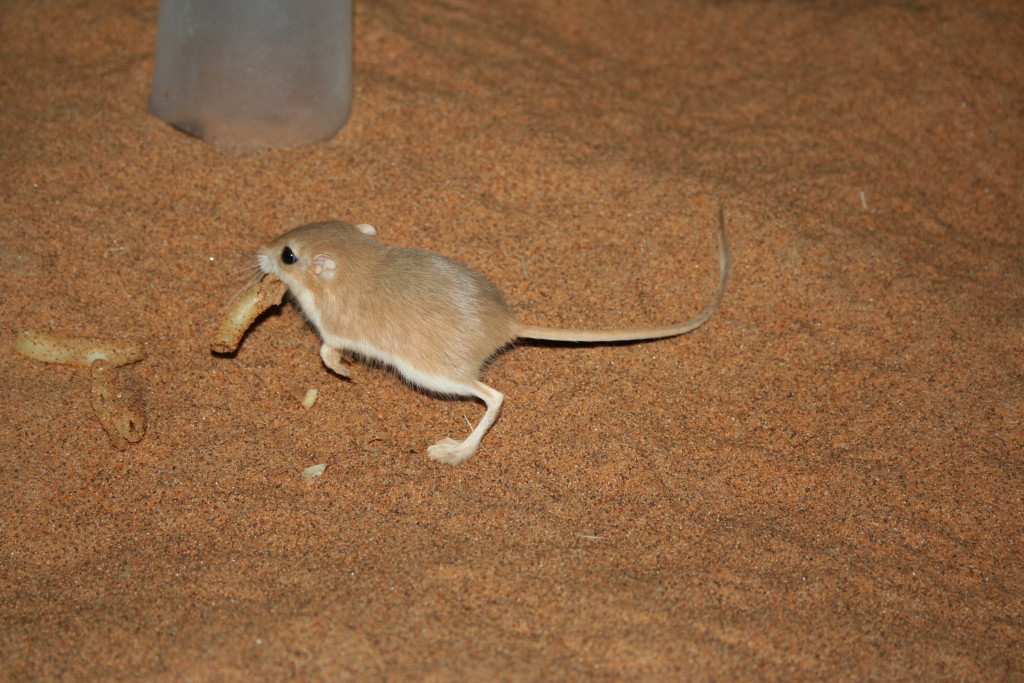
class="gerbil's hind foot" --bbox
[426,382,504,465]
[427,437,477,465]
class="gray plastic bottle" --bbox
[149,0,353,152]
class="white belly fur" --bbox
[323,333,474,397]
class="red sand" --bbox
[1,0,1021,679]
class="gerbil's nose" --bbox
[257,252,274,275]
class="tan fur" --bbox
[260,223,517,387]
[256,209,730,464]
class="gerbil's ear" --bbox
[311,254,337,280]
[355,223,377,236]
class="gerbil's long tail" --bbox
[515,204,731,344]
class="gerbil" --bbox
[256,209,730,464]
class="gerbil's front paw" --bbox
[320,344,353,378]
[427,437,475,465]
[325,360,353,378]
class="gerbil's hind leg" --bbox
[427,382,504,465]
[320,344,353,378]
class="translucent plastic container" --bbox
[149,0,353,152]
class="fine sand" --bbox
[1,0,1021,679]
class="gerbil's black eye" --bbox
[281,246,298,265]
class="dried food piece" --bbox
[300,388,319,409]
[14,329,145,367]
[13,329,148,448]
[211,274,288,354]
[302,464,327,483]
[90,361,147,449]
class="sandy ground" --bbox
[1,0,1021,679]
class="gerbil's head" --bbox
[257,221,379,291]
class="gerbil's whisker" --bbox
[225,262,263,279]
[206,247,259,270]
[220,269,266,314]
[216,246,259,258]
